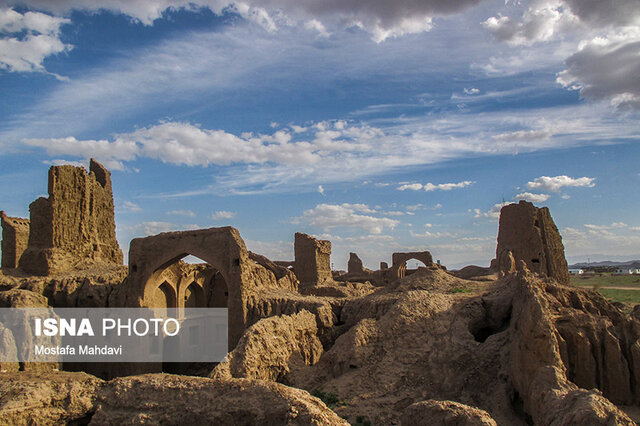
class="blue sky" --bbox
[1,0,639,269]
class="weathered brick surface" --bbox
[0,212,30,269]
[496,201,569,284]
[19,159,123,275]
[294,233,332,286]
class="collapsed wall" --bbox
[0,212,30,269]
[19,159,123,275]
[294,233,332,287]
[496,200,569,284]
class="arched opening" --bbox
[139,253,230,376]
[184,282,206,308]
[142,254,229,309]
[207,271,228,308]
[399,259,429,278]
[154,281,177,309]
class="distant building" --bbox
[569,268,584,275]
[615,268,640,275]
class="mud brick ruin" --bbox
[294,232,332,286]
[391,251,434,279]
[2,161,639,425]
[496,200,570,284]
[0,212,30,269]
[18,159,123,275]
[347,252,364,274]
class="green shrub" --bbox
[312,389,344,409]
[352,415,372,426]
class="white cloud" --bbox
[557,29,640,110]
[409,229,455,238]
[127,221,199,236]
[514,192,550,203]
[584,222,629,231]
[463,87,479,95]
[474,202,514,219]
[526,175,595,192]
[293,203,398,234]
[482,3,578,46]
[339,203,376,213]
[211,210,236,220]
[43,158,86,167]
[562,222,640,259]
[482,0,640,109]
[397,180,474,192]
[167,209,196,217]
[397,183,423,191]
[244,239,293,260]
[23,136,138,170]
[16,101,639,195]
[317,185,325,195]
[0,8,71,74]
[304,19,329,37]
[492,129,553,142]
[22,121,372,170]
[121,201,142,211]
[561,0,640,28]
[5,0,485,42]
[0,8,69,34]
[423,181,474,191]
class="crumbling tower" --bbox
[348,252,364,275]
[0,212,30,269]
[294,232,332,287]
[496,200,569,284]
[19,159,123,275]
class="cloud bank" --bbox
[3,0,485,42]
[0,8,71,73]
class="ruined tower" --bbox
[19,159,123,275]
[348,252,364,275]
[294,232,332,286]
[496,200,569,284]
[0,212,30,269]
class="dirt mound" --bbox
[212,310,323,383]
[0,371,101,425]
[300,280,376,298]
[401,400,498,425]
[93,374,347,425]
[222,267,636,424]
[0,372,347,425]
[508,268,634,424]
[0,288,49,308]
[244,288,343,345]
[1,239,638,423]
[450,265,498,282]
